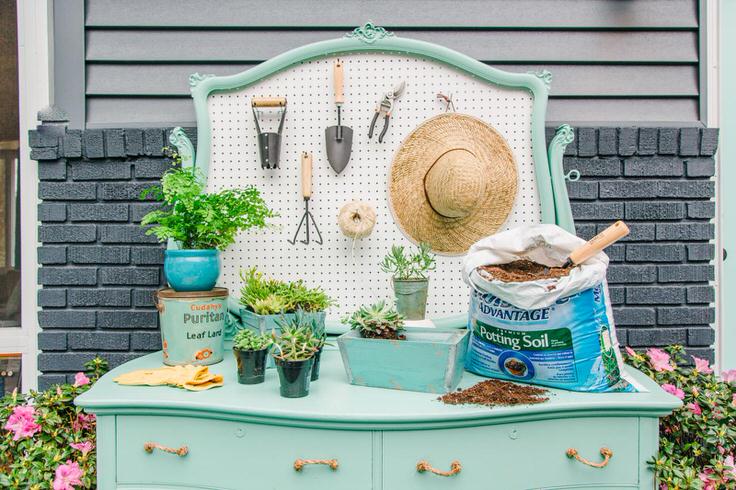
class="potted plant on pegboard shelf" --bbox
[271,320,320,398]
[380,242,436,320]
[232,329,272,385]
[337,301,469,394]
[140,150,276,292]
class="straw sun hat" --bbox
[388,113,518,255]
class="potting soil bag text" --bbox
[462,224,633,393]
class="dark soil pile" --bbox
[360,330,406,340]
[478,259,572,283]
[439,379,549,408]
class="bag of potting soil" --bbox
[461,224,634,393]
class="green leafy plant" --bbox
[380,242,436,280]
[624,345,736,489]
[140,152,275,250]
[238,268,335,314]
[271,319,320,361]
[0,357,108,489]
[343,301,406,340]
[232,329,272,352]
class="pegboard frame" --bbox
[170,23,576,332]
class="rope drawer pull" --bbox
[294,459,339,471]
[416,460,462,477]
[143,442,188,457]
[566,447,613,468]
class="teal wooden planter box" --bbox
[337,328,470,393]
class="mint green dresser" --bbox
[76,345,680,489]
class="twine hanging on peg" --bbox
[338,201,377,260]
[436,92,456,112]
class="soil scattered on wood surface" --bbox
[439,379,549,408]
[478,259,572,283]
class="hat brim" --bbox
[388,113,518,255]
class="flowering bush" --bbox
[625,345,736,489]
[0,358,107,489]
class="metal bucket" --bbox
[393,278,429,320]
[156,288,228,366]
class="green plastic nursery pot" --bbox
[311,347,323,381]
[393,278,429,320]
[233,347,270,385]
[274,357,314,398]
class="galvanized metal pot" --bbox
[392,278,429,320]
[164,249,220,292]
[311,347,323,381]
[274,357,314,398]
[156,288,227,366]
[233,347,270,384]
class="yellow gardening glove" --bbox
[114,365,223,391]
[113,367,178,386]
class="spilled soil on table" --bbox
[439,379,549,408]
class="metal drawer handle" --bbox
[143,441,188,457]
[416,460,462,477]
[294,458,339,471]
[566,447,613,468]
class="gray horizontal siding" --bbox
[86,0,697,28]
[81,0,702,126]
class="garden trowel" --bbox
[325,59,353,174]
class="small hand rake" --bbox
[288,152,323,245]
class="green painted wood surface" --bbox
[76,348,679,489]
[77,345,679,429]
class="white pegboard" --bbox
[206,53,541,321]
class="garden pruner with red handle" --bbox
[368,81,405,143]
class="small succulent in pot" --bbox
[276,314,329,382]
[343,301,406,340]
[141,151,276,292]
[271,321,320,398]
[232,329,272,385]
[380,242,436,320]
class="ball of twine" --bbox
[338,201,377,239]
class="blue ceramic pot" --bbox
[164,249,221,292]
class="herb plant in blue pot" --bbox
[141,155,275,292]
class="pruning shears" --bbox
[368,81,405,143]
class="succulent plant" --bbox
[251,294,290,316]
[232,329,272,351]
[380,242,436,280]
[271,317,320,361]
[343,301,406,340]
[239,267,335,314]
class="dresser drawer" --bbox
[383,417,640,490]
[116,416,372,490]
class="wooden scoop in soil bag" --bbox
[324,60,353,174]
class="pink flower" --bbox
[722,369,736,383]
[71,412,96,432]
[661,383,685,400]
[700,468,716,490]
[725,455,736,481]
[70,441,94,456]
[692,356,714,374]
[733,393,736,407]
[686,402,702,415]
[53,460,83,490]
[625,346,637,357]
[73,372,90,387]
[3,404,41,441]
[647,348,674,372]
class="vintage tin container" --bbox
[156,288,228,366]
[337,328,470,393]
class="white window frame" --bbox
[0,0,52,391]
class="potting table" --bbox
[76,345,680,489]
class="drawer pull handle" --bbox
[416,460,462,477]
[566,447,613,468]
[294,459,339,471]
[143,442,188,457]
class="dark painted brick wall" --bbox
[30,124,717,389]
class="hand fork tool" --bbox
[288,152,323,246]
